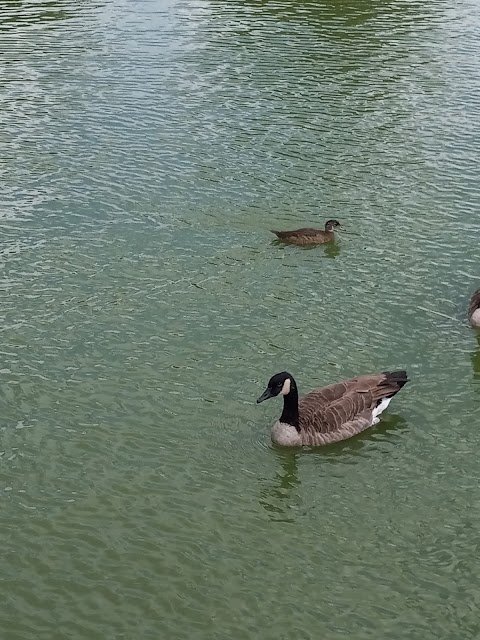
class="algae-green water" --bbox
[1,0,480,638]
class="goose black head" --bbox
[257,371,293,403]
[325,219,341,232]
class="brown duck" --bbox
[257,370,408,447]
[270,219,340,245]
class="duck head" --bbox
[325,219,341,232]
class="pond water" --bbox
[1,0,480,638]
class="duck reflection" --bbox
[271,239,340,259]
[296,239,341,258]
[0,0,74,29]
[323,241,340,259]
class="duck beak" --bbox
[257,387,273,403]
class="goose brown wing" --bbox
[299,385,375,435]
[299,375,384,411]
[298,372,408,435]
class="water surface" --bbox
[1,0,480,638]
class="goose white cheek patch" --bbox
[280,378,291,396]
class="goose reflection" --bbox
[306,413,409,460]
[259,450,301,523]
[259,414,407,521]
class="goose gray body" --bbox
[469,288,480,327]
[257,370,408,447]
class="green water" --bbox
[1,0,480,637]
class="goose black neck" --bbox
[280,378,300,431]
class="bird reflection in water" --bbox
[324,241,340,259]
[258,414,407,522]
[471,332,480,382]
[259,450,301,523]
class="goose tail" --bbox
[370,370,408,423]
[382,370,409,392]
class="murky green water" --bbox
[1,0,480,637]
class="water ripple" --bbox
[1,0,480,637]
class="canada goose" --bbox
[257,370,408,447]
[469,288,480,327]
[270,219,341,245]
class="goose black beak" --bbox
[257,388,273,404]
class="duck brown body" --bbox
[257,370,408,447]
[271,219,340,245]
